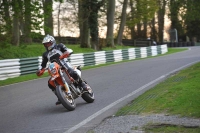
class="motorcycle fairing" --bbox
[48,62,65,88]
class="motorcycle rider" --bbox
[36,34,88,105]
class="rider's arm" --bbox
[36,52,48,76]
[59,43,73,59]
[41,52,48,69]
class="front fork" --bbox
[59,69,71,95]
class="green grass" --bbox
[0,44,96,59]
[0,43,133,60]
[143,123,200,133]
[166,47,186,54]
[114,59,200,132]
[116,62,200,118]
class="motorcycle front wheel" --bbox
[56,85,76,111]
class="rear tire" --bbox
[56,85,76,111]
[81,80,95,103]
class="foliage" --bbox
[168,0,200,40]
[31,1,43,31]
[168,0,185,37]
[184,1,200,40]
[43,0,53,35]
[1,0,200,48]
[0,0,45,46]
[127,0,158,27]
[186,20,200,40]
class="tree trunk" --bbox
[2,0,12,35]
[78,0,90,48]
[43,0,53,35]
[19,1,24,35]
[11,0,20,46]
[116,0,128,45]
[78,0,83,40]
[143,21,147,38]
[137,23,142,38]
[157,0,166,43]
[150,15,157,41]
[24,0,32,43]
[81,19,90,48]
[129,0,136,39]
[89,0,100,50]
[57,2,61,38]
[106,0,115,47]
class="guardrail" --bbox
[0,44,168,81]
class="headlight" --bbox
[50,68,56,74]
[49,63,57,75]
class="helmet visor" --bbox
[43,42,52,47]
[43,42,54,51]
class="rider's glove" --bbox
[36,68,45,76]
[59,52,70,59]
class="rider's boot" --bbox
[55,99,61,105]
[79,79,88,92]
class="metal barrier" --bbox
[0,44,168,81]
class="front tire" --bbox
[56,85,76,111]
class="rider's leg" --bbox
[63,62,88,91]
[67,68,88,91]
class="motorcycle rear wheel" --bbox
[81,80,95,103]
[56,85,76,111]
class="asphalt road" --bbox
[1,47,200,133]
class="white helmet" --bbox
[42,34,56,51]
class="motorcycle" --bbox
[47,52,95,111]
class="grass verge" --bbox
[143,123,200,133]
[116,62,200,117]
[115,60,200,132]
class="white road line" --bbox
[64,76,165,133]
[64,60,200,133]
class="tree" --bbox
[78,0,105,49]
[1,0,12,35]
[116,0,128,45]
[106,0,115,47]
[89,0,105,50]
[183,0,200,41]
[128,0,137,39]
[43,0,53,35]
[150,15,157,41]
[24,0,32,43]
[78,0,90,48]
[157,0,166,43]
[0,0,12,44]
[127,0,158,39]
[57,2,61,37]
[11,0,20,46]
